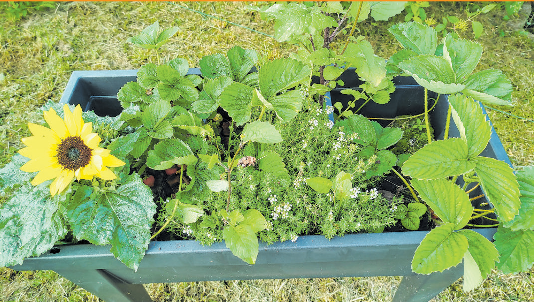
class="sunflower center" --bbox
[57,136,92,171]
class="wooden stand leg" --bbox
[55,269,153,302]
[392,265,463,302]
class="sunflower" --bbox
[19,104,125,196]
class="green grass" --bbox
[1,2,534,301]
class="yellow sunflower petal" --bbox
[97,167,117,180]
[83,132,101,149]
[102,153,125,168]
[78,161,98,179]
[27,123,58,141]
[50,169,75,196]
[20,156,56,173]
[43,108,68,139]
[63,104,83,136]
[20,136,55,151]
[91,154,103,171]
[30,166,62,186]
[80,122,93,138]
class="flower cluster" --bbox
[272,203,292,220]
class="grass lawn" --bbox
[1,2,533,301]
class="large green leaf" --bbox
[258,3,337,43]
[130,129,152,158]
[443,34,483,82]
[494,226,534,274]
[334,114,377,147]
[388,22,438,55]
[137,63,159,89]
[399,55,465,94]
[127,21,159,48]
[141,98,171,130]
[199,53,232,79]
[219,82,254,126]
[458,230,499,280]
[463,69,512,103]
[167,58,190,77]
[0,184,66,267]
[66,174,155,271]
[117,81,158,109]
[259,58,310,99]
[474,156,520,223]
[258,150,289,181]
[241,121,282,144]
[305,177,333,194]
[377,127,403,150]
[462,250,484,292]
[227,46,258,82]
[146,138,197,170]
[192,76,233,114]
[366,150,397,178]
[0,154,32,190]
[333,171,352,201]
[269,89,304,123]
[370,2,407,21]
[411,179,473,230]
[505,167,534,230]
[448,94,491,158]
[412,223,468,274]
[222,209,267,264]
[461,89,512,106]
[343,41,386,87]
[403,138,475,179]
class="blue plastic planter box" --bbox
[11,69,509,302]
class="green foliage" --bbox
[127,21,179,51]
[221,209,267,264]
[394,202,427,230]
[0,1,54,21]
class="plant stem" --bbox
[465,183,480,194]
[354,97,370,114]
[444,103,452,140]
[424,88,432,144]
[470,194,486,202]
[258,106,266,121]
[226,143,245,211]
[341,1,363,55]
[150,168,184,240]
[466,223,498,228]
[391,169,420,203]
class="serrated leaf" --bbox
[219,82,254,126]
[155,26,179,48]
[259,58,310,99]
[117,81,158,109]
[242,209,268,233]
[348,2,372,22]
[269,89,304,123]
[411,179,473,230]
[199,53,232,79]
[448,94,491,157]
[137,63,159,89]
[412,223,468,274]
[398,55,462,94]
[206,180,228,192]
[370,2,407,21]
[458,229,499,281]
[146,138,197,170]
[494,227,534,273]
[0,184,66,267]
[198,154,219,170]
[222,224,258,264]
[366,150,397,178]
[192,76,233,114]
[108,132,140,159]
[227,46,258,82]
[141,99,171,130]
[334,114,377,146]
[388,22,438,55]
[148,120,173,139]
[306,177,333,194]
[461,89,512,106]
[168,58,190,77]
[176,202,203,224]
[343,41,386,87]
[463,69,513,104]
[443,34,483,82]
[475,156,520,223]
[408,202,427,217]
[0,154,33,190]
[387,49,418,74]
[130,129,151,158]
[258,150,289,180]
[402,211,421,230]
[505,167,534,230]
[323,65,344,81]
[463,250,484,292]
[90,174,155,271]
[403,138,475,179]
[127,21,159,48]
[377,127,403,150]
[241,121,282,144]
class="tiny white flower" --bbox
[326,105,334,115]
[369,188,379,199]
[302,141,308,149]
[291,234,299,242]
[326,120,334,129]
[350,187,361,199]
